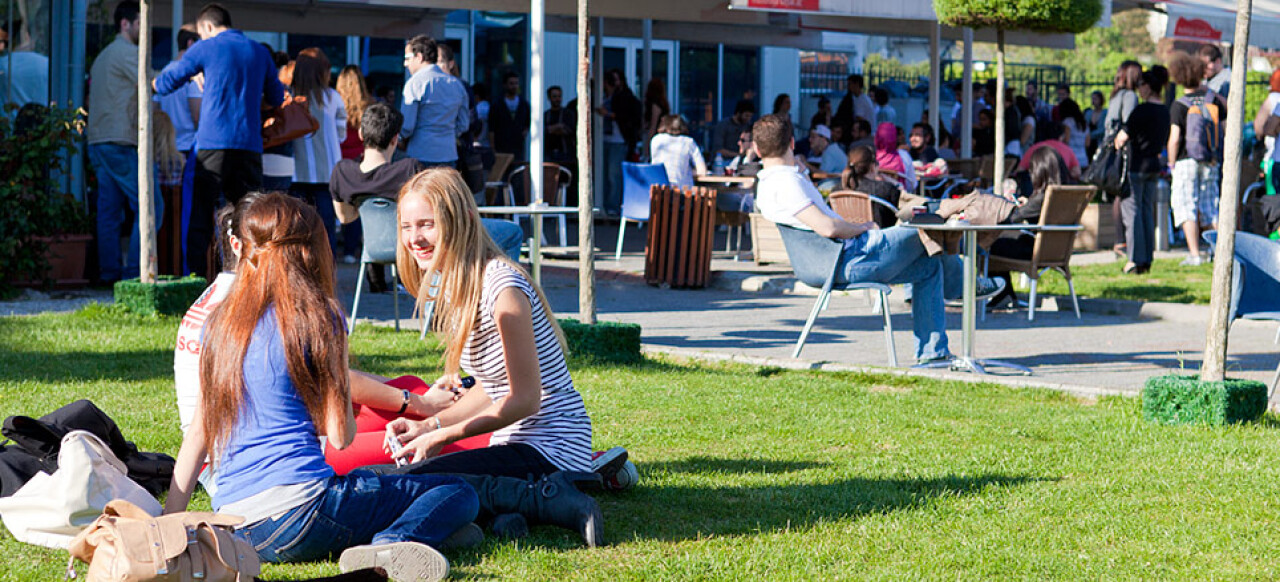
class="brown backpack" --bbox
[67,499,260,582]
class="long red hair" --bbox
[199,192,348,458]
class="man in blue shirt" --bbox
[399,35,469,168]
[154,3,284,278]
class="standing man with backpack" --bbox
[1167,51,1226,266]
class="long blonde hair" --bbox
[396,168,566,373]
[336,65,372,128]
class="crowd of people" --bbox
[84,2,642,580]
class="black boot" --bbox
[460,472,604,547]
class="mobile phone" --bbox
[385,434,408,467]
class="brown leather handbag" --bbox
[67,499,260,582]
[262,94,320,150]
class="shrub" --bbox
[0,104,90,292]
[114,275,208,317]
[558,318,642,364]
[1141,374,1267,426]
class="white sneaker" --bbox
[339,542,449,582]
[343,254,358,265]
[1179,255,1205,267]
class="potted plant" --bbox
[0,104,90,293]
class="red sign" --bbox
[747,0,821,11]
[1173,17,1223,41]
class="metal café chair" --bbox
[775,223,897,366]
[348,197,403,332]
[507,163,573,247]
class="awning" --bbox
[1142,0,1280,48]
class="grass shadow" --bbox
[609,472,1051,542]
[642,456,829,476]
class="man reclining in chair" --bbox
[751,113,1002,366]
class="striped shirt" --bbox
[460,260,591,472]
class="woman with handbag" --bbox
[289,47,347,259]
[165,192,477,580]
[1105,61,1143,257]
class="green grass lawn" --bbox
[1027,257,1215,305]
[3,306,1280,580]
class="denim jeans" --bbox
[836,226,949,360]
[1125,172,1159,266]
[290,182,339,258]
[603,142,627,215]
[239,471,478,563]
[88,143,163,281]
[481,218,525,262]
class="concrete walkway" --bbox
[5,220,1273,402]
[334,220,1279,402]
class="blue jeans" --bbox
[482,218,525,262]
[1125,172,1159,266]
[603,142,627,215]
[88,143,163,281]
[239,472,478,563]
[837,226,949,360]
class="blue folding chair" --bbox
[775,223,897,366]
[616,162,670,260]
[349,197,402,331]
[1204,230,1280,398]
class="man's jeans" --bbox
[603,142,627,215]
[837,226,949,360]
[238,471,478,563]
[88,143,163,281]
[482,218,525,262]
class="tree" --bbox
[935,0,1102,194]
[1202,0,1253,382]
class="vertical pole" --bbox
[171,0,182,62]
[642,19,652,91]
[71,0,88,202]
[6,0,13,105]
[961,28,973,158]
[593,17,603,209]
[346,36,360,66]
[1201,0,1253,382]
[138,0,155,283]
[992,29,1006,197]
[716,44,724,121]
[928,22,941,136]
[578,0,596,324]
[530,0,545,205]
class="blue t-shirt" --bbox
[154,30,284,153]
[210,307,335,510]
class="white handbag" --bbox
[0,430,163,549]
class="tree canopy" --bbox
[934,0,1103,34]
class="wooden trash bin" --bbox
[645,184,716,288]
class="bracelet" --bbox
[430,416,442,431]
[397,389,410,415]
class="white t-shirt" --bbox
[756,164,841,231]
[173,272,236,435]
[650,133,704,189]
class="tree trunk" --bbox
[1201,0,1253,382]
[993,28,1006,196]
[137,0,155,284]
[576,0,596,324]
